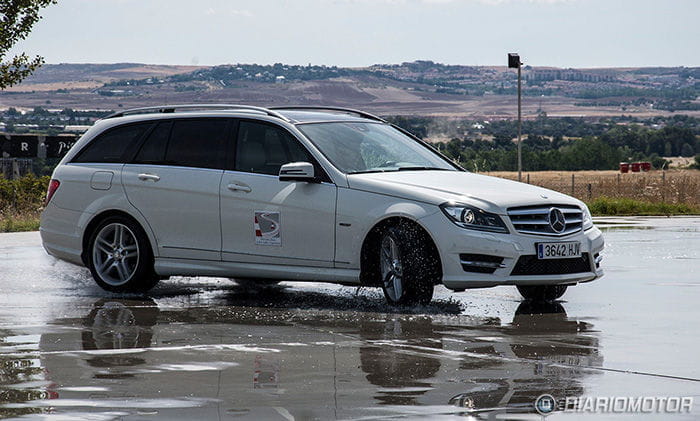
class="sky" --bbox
[10,0,700,68]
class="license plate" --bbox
[537,242,581,259]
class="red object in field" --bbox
[631,162,641,172]
[619,162,629,173]
[641,162,652,171]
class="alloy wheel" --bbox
[92,223,140,286]
[380,234,404,302]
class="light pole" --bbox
[508,53,523,182]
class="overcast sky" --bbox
[11,0,699,68]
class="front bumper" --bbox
[418,211,605,290]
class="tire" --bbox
[87,215,159,293]
[516,285,568,301]
[379,224,437,305]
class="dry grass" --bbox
[484,170,700,207]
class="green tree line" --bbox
[386,115,699,172]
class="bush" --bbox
[0,174,50,232]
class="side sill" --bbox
[154,258,361,284]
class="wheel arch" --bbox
[359,216,442,287]
[81,209,157,266]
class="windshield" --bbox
[297,122,457,174]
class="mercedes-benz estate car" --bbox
[40,104,604,305]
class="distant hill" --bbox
[1,61,697,118]
[18,63,205,85]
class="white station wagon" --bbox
[40,105,604,305]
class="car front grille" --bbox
[507,204,583,236]
[511,253,591,276]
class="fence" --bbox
[486,170,700,206]
[0,158,34,180]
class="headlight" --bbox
[440,203,509,233]
[582,204,593,230]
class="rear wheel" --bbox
[379,225,436,305]
[87,216,158,293]
[517,285,568,301]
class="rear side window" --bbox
[164,119,228,169]
[134,122,170,164]
[235,121,313,175]
[73,123,149,163]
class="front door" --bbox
[220,120,336,267]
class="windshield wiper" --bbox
[347,169,390,175]
[396,166,450,171]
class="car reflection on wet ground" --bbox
[0,217,698,420]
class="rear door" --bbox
[122,118,231,261]
[220,120,336,267]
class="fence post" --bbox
[587,183,592,200]
[571,174,575,196]
[661,171,666,203]
[526,173,530,184]
[11,159,20,180]
[617,173,621,195]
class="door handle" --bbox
[138,173,161,182]
[227,183,252,193]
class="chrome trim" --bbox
[507,205,584,237]
[459,260,507,269]
[515,227,582,236]
[508,206,581,216]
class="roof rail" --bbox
[103,104,292,122]
[268,106,386,123]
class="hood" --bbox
[347,170,582,214]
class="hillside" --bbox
[0,61,697,118]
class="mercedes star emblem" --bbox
[548,208,566,233]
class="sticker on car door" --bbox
[254,211,281,246]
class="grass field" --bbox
[485,169,700,208]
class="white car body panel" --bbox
[220,171,337,267]
[347,170,579,212]
[334,187,439,267]
[122,164,223,261]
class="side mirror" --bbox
[279,162,316,182]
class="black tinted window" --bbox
[134,122,170,164]
[235,122,312,175]
[164,119,228,169]
[73,123,149,163]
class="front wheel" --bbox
[87,216,158,293]
[517,285,567,301]
[379,225,436,306]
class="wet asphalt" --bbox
[0,217,699,420]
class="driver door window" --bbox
[235,121,312,175]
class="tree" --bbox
[681,143,694,157]
[0,0,57,90]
